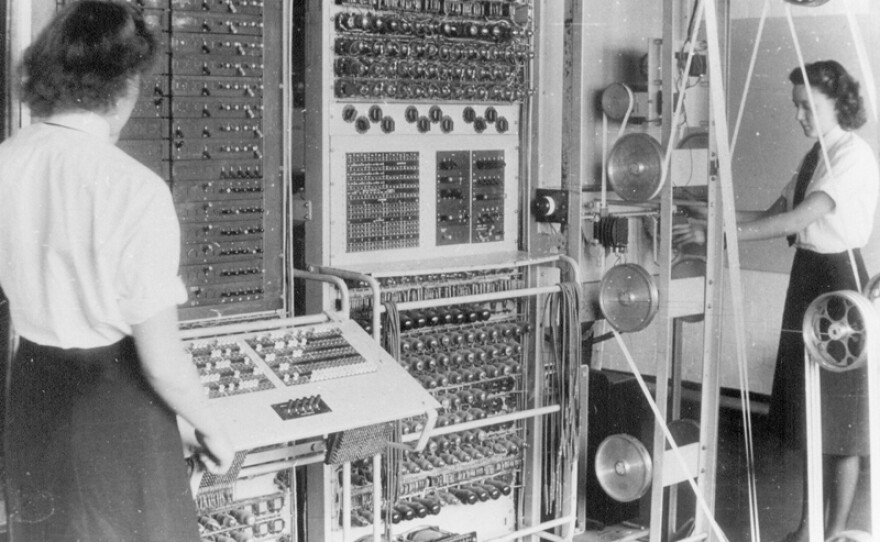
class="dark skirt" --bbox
[5,336,200,542]
[767,248,870,455]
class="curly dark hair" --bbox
[21,0,157,117]
[789,60,866,130]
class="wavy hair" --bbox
[21,0,157,117]
[789,60,866,130]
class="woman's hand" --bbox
[676,202,710,220]
[672,219,707,246]
[195,428,235,474]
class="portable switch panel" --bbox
[181,318,439,452]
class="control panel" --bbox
[179,318,441,542]
[182,318,438,451]
[346,151,420,253]
[311,1,532,268]
[113,0,285,321]
[331,2,531,104]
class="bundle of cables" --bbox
[543,281,582,515]
[381,301,402,537]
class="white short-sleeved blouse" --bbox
[0,111,187,348]
[782,125,879,253]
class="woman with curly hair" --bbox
[0,2,233,540]
[676,60,877,541]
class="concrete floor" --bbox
[577,409,873,542]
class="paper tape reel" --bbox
[606,133,664,202]
[599,263,660,333]
[595,433,652,503]
[595,420,699,503]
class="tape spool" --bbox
[803,290,875,372]
[607,133,665,202]
[601,82,635,122]
[599,263,660,332]
[595,433,652,503]
[783,0,830,6]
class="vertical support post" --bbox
[524,0,565,255]
[577,364,590,531]
[646,1,680,540]
[302,0,330,314]
[667,318,685,536]
[696,162,723,540]
[804,354,824,542]
[694,0,727,536]
[523,293,545,542]
[305,464,334,542]
[564,0,592,534]
[341,462,352,541]
[523,2,567,540]
[564,0,589,280]
[701,1,744,540]
[867,311,880,542]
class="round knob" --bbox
[380,116,395,134]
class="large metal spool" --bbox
[595,433,652,503]
[803,290,877,372]
[607,133,665,202]
[595,420,699,503]
[599,263,660,332]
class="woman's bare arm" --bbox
[132,306,234,473]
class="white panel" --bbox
[326,133,521,267]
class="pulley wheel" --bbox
[599,263,660,332]
[783,0,830,6]
[607,133,664,202]
[595,433,653,503]
[601,82,635,122]
[803,290,877,372]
